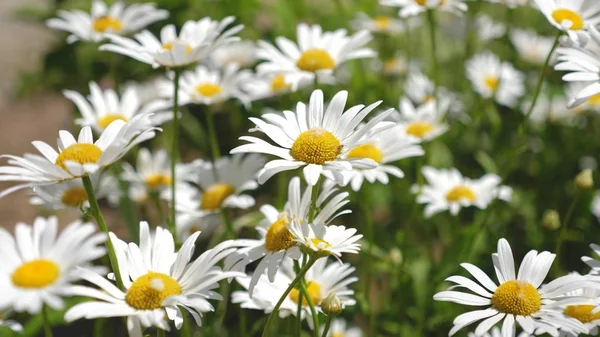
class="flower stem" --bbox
[555,194,579,258]
[170,70,181,242]
[205,109,221,161]
[426,9,439,101]
[262,257,318,337]
[320,316,332,337]
[42,305,53,337]
[298,280,320,337]
[82,175,124,289]
[156,328,165,337]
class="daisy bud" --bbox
[575,169,594,190]
[322,293,342,316]
[543,210,561,231]
[388,248,403,266]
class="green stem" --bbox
[151,192,165,225]
[296,293,302,337]
[42,305,53,337]
[157,328,165,337]
[82,175,124,289]
[205,109,222,161]
[170,70,181,242]
[309,179,321,223]
[555,195,579,258]
[320,316,332,337]
[359,190,375,335]
[262,257,319,337]
[110,165,138,241]
[298,280,319,337]
[426,10,439,102]
[220,209,235,239]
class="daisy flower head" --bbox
[546,278,600,337]
[29,173,110,212]
[208,40,257,69]
[352,13,407,35]
[0,216,106,314]
[255,23,376,89]
[0,115,158,197]
[100,16,243,68]
[288,219,362,260]
[416,166,512,218]
[64,221,243,335]
[225,176,351,294]
[379,53,416,77]
[404,71,436,104]
[323,318,363,337]
[380,0,468,18]
[230,89,393,186]
[434,238,596,336]
[466,52,525,107]
[534,0,600,44]
[391,97,450,142]
[476,15,506,43]
[510,29,556,65]
[521,92,580,125]
[485,0,529,7]
[66,81,171,133]
[242,73,298,101]
[567,82,600,113]
[46,0,168,43]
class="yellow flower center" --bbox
[61,187,88,207]
[97,114,128,130]
[195,83,223,98]
[144,174,172,189]
[289,281,322,306]
[564,305,600,323]
[405,121,434,139]
[485,76,499,91]
[265,218,296,252]
[201,184,236,211]
[373,16,392,31]
[270,74,291,92]
[490,280,541,316]
[290,128,342,164]
[125,272,182,310]
[415,0,446,6]
[92,16,122,33]
[12,259,60,289]
[587,93,600,106]
[311,238,332,250]
[332,334,345,337]
[162,41,193,54]
[55,144,103,171]
[296,49,336,73]
[552,9,584,30]
[346,144,383,163]
[446,185,476,202]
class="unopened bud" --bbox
[388,248,403,266]
[575,169,594,190]
[543,210,560,231]
[321,293,342,316]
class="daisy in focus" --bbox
[434,238,594,336]
[568,82,600,113]
[287,218,362,260]
[231,89,393,185]
[29,173,111,212]
[352,13,406,34]
[46,0,168,43]
[380,0,468,18]
[64,222,242,336]
[534,0,600,44]
[0,216,105,314]
[65,81,171,133]
[416,166,512,218]
[255,23,375,89]
[323,319,363,337]
[0,116,157,197]
[549,280,600,337]
[510,29,556,65]
[391,97,450,142]
[100,17,243,68]
[466,52,525,107]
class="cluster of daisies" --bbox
[2,0,600,336]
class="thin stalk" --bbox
[150,192,165,225]
[205,110,222,160]
[359,190,375,335]
[309,179,321,222]
[110,165,138,241]
[298,280,319,337]
[42,305,53,337]
[157,329,165,337]
[170,70,181,242]
[555,195,579,258]
[82,175,124,289]
[320,316,333,337]
[426,10,439,102]
[296,294,302,337]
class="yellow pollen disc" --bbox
[346,144,383,163]
[125,272,182,310]
[61,187,88,207]
[145,174,172,189]
[98,114,128,129]
[265,218,295,252]
[587,93,600,106]
[383,59,399,73]
[271,74,291,92]
[405,121,434,138]
[162,41,193,54]
[311,238,331,250]
[201,184,236,211]
[289,281,322,306]
[564,305,600,323]
[373,16,392,30]
[296,49,336,73]
[195,83,223,98]
[331,334,345,337]
[290,128,342,164]
[491,280,541,316]
[485,76,499,91]
[422,94,435,103]
[92,16,122,33]
[552,9,584,30]
[12,259,60,288]
[55,143,103,171]
[446,185,476,202]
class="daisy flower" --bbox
[0,216,105,314]
[380,54,414,77]
[548,279,600,337]
[521,92,581,125]
[592,193,600,221]
[230,89,393,186]
[476,15,506,43]
[225,177,351,294]
[0,115,158,197]
[352,13,407,34]
[100,17,243,68]
[65,81,171,133]
[208,40,257,69]
[568,82,600,113]
[582,243,600,274]
[485,0,529,7]
[380,0,468,18]
[534,0,600,44]
[255,23,375,89]
[64,222,243,336]
[287,219,362,260]
[466,52,525,107]
[391,97,450,142]
[434,238,594,336]
[323,318,363,337]
[46,0,168,43]
[510,29,556,65]
[29,173,111,212]
[416,166,512,218]
[242,73,297,101]
[468,327,531,337]
[404,71,436,104]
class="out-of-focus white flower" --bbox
[466,52,525,107]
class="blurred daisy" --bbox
[404,71,435,104]
[243,73,296,100]
[208,40,257,69]
[582,243,600,274]
[391,97,449,142]
[534,0,600,44]
[476,15,506,43]
[380,54,412,77]
[225,177,350,294]
[521,93,580,125]
[256,23,375,89]
[352,13,406,34]
[434,238,593,336]
[380,0,468,17]
[231,90,392,185]
[485,0,529,7]
[592,193,600,221]
[549,279,600,337]
[510,29,556,65]
[100,17,243,68]
[0,116,157,197]
[416,166,512,218]
[46,0,168,43]
[29,173,110,212]
[323,319,362,337]
[65,81,171,133]
[0,217,105,314]
[466,52,525,107]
